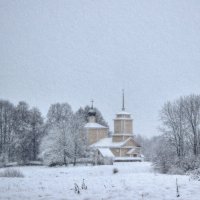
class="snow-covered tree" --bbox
[40,103,73,165]
[0,100,15,163]
[12,101,32,163]
[46,103,73,128]
[40,124,73,166]
[29,108,44,161]
[155,94,200,173]
[0,100,45,164]
[70,112,89,166]
[183,95,200,156]
[40,103,94,166]
[152,135,176,173]
[160,99,187,159]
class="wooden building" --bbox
[84,91,142,163]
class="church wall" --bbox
[110,148,120,157]
[87,128,108,145]
[120,148,131,157]
[114,119,133,134]
[114,120,121,133]
[98,129,107,140]
[124,120,133,134]
[88,130,97,145]
[112,135,131,142]
[112,135,123,142]
[110,147,132,157]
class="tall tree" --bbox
[29,108,44,160]
[156,94,200,173]
[0,100,15,162]
[40,103,73,165]
[160,99,187,158]
[183,95,200,156]
[12,101,31,163]
[77,105,108,127]
[70,112,88,166]
[46,103,73,128]
[40,103,94,166]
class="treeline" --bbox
[138,94,200,174]
[0,100,108,166]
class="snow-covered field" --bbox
[0,162,200,200]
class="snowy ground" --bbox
[0,162,200,200]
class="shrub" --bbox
[49,161,65,167]
[0,168,24,178]
[113,168,119,174]
[168,166,185,175]
[189,168,200,181]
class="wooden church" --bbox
[84,91,142,163]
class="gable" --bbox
[122,138,141,148]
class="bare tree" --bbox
[12,101,32,163]
[0,100,15,163]
[29,108,44,160]
[160,98,187,159]
[183,95,200,156]
[155,94,200,173]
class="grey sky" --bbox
[1,0,200,137]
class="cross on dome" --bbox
[91,99,94,109]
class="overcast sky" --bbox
[1,0,200,137]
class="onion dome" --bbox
[88,108,96,116]
[88,99,96,116]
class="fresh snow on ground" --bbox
[0,162,199,200]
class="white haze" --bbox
[1,0,200,137]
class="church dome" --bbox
[88,100,96,117]
[88,108,96,116]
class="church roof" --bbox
[91,137,141,148]
[84,122,107,129]
[91,138,123,148]
[116,111,130,115]
[98,148,114,158]
[91,137,127,148]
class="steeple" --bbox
[122,89,125,111]
[113,90,133,141]
[88,99,96,122]
[91,99,94,109]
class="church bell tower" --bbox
[112,90,134,142]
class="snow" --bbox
[98,148,115,158]
[116,111,131,115]
[91,137,139,148]
[0,162,200,200]
[91,137,125,148]
[84,122,107,129]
